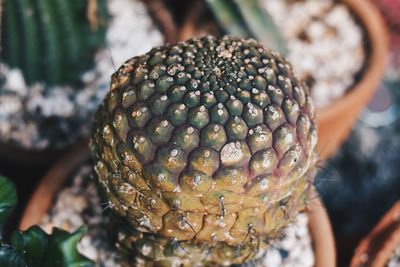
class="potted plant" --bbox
[172,0,388,158]
[0,0,165,168]
[21,35,336,266]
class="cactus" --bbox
[0,0,107,85]
[90,36,318,266]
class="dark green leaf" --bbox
[206,0,250,38]
[233,0,287,55]
[11,226,48,267]
[0,176,17,229]
[0,244,27,267]
[0,176,91,267]
[43,226,94,267]
[9,224,94,267]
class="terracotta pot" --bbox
[350,201,400,267]
[19,145,336,267]
[316,0,388,159]
[19,140,90,228]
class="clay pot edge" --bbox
[316,0,388,158]
[350,201,400,267]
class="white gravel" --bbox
[388,245,400,267]
[0,0,163,150]
[40,163,121,267]
[262,0,365,108]
[243,213,314,267]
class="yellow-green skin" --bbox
[90,36,318,266]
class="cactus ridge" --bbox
[3,0,22,67]
[1,0,106,85]
[16,0,41,82]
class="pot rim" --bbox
[350,201,400,267]
[19,139,90,228]
[316,0,388,120]
[19,143,336,267]
[307,195,337,267]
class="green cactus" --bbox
[91,36,318,266]
[0,0,107,85]
[0,176,94,267]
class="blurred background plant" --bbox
[0,0,162,163]
[205,0,287,55]
[1,0,107,85]
[0,0,108,157]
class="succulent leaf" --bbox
[11,226,93,267]
[206,0,250,38]
[0,176,92,267]
[233,0,287,55]
[0,244,27,267]
[205,0,287,55]
[0,176,17,230]
[44,226,93,267]
[11,226,48,267]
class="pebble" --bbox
[0,0,163,150]
[40,163,121,267]
[262,0,365,108]
[387,245,400,267]
[247,213,314,267]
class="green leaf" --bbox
[0,244,27,267]
[11,226,48,267]
[10,225,94,267]
[43,226,94,267]
[206,0,250,38]
[0,176,17,229]
[233,0,287,55]
[0,177,92,267]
